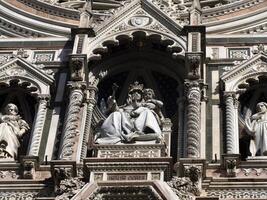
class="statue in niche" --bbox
[0,103,29,159]
[245,102,267,156]
[95,82,164,144]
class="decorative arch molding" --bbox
[88,29,186,62]
[0,57,54,158]
[84,0,186,61]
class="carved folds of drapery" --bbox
[185,81,201,158]
[28,95,50,156]
[59,82,85,160]
[224,92,239,154]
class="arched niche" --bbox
[0,57,54,159]
[0,86,37,157]
[88,31,186,161]
[237,74,267,159]
[221,53,267,159]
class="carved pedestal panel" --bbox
[86,143,172,183]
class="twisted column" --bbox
[28,95,49,156]
[186,81,201,158]
[225,92,239,154]
[59,82,85,160]
[80,85,97,161]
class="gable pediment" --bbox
[94,0,185,38]
[221,53,267,91]
[0,57,54,95]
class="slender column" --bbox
[177,97,185,158]
[186,81,201,158]
[80,85,98,161]
[224,92,239,154]
[28,95,49,156]
[59,82,85,160]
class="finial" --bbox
[191,0,201,11]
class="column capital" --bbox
[37,94,50,102]
[67,81,87,91]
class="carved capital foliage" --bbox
[69,54,87,81]
[184,165,201,184]
[50,161,84,200]
[68,81,87,91]
[59,83,85,160]
[186,52,202,80]
[167,176,197,199]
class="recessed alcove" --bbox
[90,33,186,162]
[0,86,37,159]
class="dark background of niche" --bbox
[96,70,179,163]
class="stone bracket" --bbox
[221,154,240,177]
[177,158,206,195]
[21,156,39,179]
[50,160,77,182]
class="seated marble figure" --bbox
[0,103,29,159]
[245,102,267,156]
[95,82,164,144]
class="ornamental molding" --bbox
[87,0,186,60]
[0,57,54,95]
[207,188,267,199]
[202,0,264,21]
[221,52,267,92]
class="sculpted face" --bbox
[131,90,142,102]
[5,104,18,115]
[257,102,267,112]
[143,89,154,101]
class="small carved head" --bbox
[256,102,267,113]
[4,104,18,116]
[143,88,155,100]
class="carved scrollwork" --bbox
[54,168,85,200]
[59,82,85,160]
[167,176,197,199]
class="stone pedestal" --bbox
[86,144,172,183]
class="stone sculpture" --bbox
[95,82,164,144]
[245,102,267,156]
[0,103,29,159]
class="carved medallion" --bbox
[129,16,151,27]
[6,67,26,76]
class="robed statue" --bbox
[246,102,267,156]
[95,82,164,144]
[0,103,29,159]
